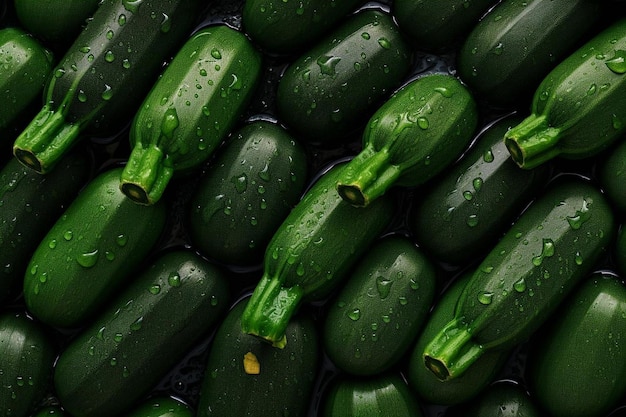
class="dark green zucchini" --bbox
[188,120,308,267]
[240,161,396,347]
[322,373,423,417]
[504,17,626,169]
[242,0,366,54]
[445,381,541,417]
[323,234,436,376]
[120,24,263,205]
[275,9,412,145]
[196,295,319,417]
[528,272,626,417]
[457,0,603,107]
[12,0,203,174]
[0,311,56,417]
[599,139,626,217]
[408,113,551,266]
[0,150,89,304]
[616,225,626,277]
[423,177,615,381]
[23,166,167,329]
[54,249,230,417]
[123,396,193,417]
[336,73,478,207]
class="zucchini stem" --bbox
[504,113,562,169]
[120,145,174,205]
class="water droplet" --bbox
[478,291,493,305]
[211,48,222,59]
[417,117,429,129]
[466,214,479,227]
[63,230,73,241]
[606,50,626,74]
[122,0,143,13]
[77,249,99,268]
[110,357,117,366]
[434,87,453,98]
[378,37,390,49]
[317,55,341,76]
[149,284,161,295]
[160,13,171,33]
[101,84,113,100]
[48,239,57,249]
[78,90,87,102]
[532,238,555,266]
[473,177,483,191]
[118,14,127,25]
[122,59,131,69]
[54,68,66,78]
[613,114,624,130]
[88,345,95,356]
[160,107,179,139]
[231,173,247,193]
[105,50,115,62]
[492,42,504,55]
[463,190,473,201]
[348,309,361,321]
[296,263,305,276]
[130,316,143,331]
[361,31,370,40]
[114,333,123,343]
[116,234,128,247]
[483,149,495,162]
[399,296,408,306]
[376,276,393,299]
[575,251,583,265]
[168,272,181,287]
[567,199,591,230]
[97,326,106,340]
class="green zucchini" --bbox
[392,0,499,51]
[407,274,511,406]
[12,0,203,174]
[323,234,436,376]
[336,72,478,207]
[321,373,423,417]
[0,150,89,304]
[120,24,263,205]
[188,120,308,267]
[616,225,626,277]
[599,139,626,217]
[408,113,551,266]
[423,177,615,381]
[275,9,412,145]
[196,295,319,417]
[446,381,541,417]
[528,272,626,417]
[504,17,626,169]
[240,161,396,347]
[23,166,167,329]
[0,311,56,417]
[242,0,366,54]
[123,396,193,417]
[54,249,230,417]
[457,0,603,108]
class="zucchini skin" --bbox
[336,73,478,207]
[504,17,626,169]
[120,24,263,205]
[23,166,167,329]
[457,0,603,108]
[124,396,193,417]
[599,139,626,217]
[188,120,308,267]
[242,0,365,54]
[240,162,395,347]
[446,381,541,417]
[54,249,230,417]
[12,0,203,174]
[528,272,626,417]
[616,225,626,278]
[423,177,615,381]
[323,235,436,376]
[196,295,319,417]
[322,373,423,417]
[0,150,89,304]
[0,311,56,417]
[275,9,412,145]
[408,114,551,266]
[31,406,67,417]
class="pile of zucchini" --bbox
[2,0,626,416]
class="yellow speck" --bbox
[243,351,260,375]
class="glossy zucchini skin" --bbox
[323,235,436,376]
[188,120,308,267]
[446,381,541,417]
[123,396,193,417]
[599,139,626,217]
[336,73,478,207]
[528,272,626,417]
[120,24,263,205]
[504,17,626,169]
[423,177,615,381]
[54,249,230,417]
[0,150,89,304]
[23,166,167,329]
[12,0,202,174]
[407,274,511,406]
[242,0,365,54]
[196,295,319,417]
[457,0,603,108]
[0,311,56,417]
[408,114,551,266]
[322,373,423,417]
[275,9,412,145]
[31,406,68,417]
[240,162,396,347]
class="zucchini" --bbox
[23,166,167,329]
[188,120,308,267]
[196,295,319,417]
[599,139,626,217]
[240,161,396,347]
[446,380,541,417]
[423,177,615,381]
[120,24,263,205]
[12,0,203,174]
[0,311,56,417]
[321,373,423,417]
[123,396,193,417]
[242,0,366,54]
[323,234,436,376]
[504,17,626,169]
[407,274,511,406]
[457,0,603,108]
[528,272,626,417]
[336,72,478,207]
[0,150,89,304]
[616,225,626,277]
[275,9,412,145]
[31,405,67,417]
[408,113,551,266]
[54,249,230,417]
